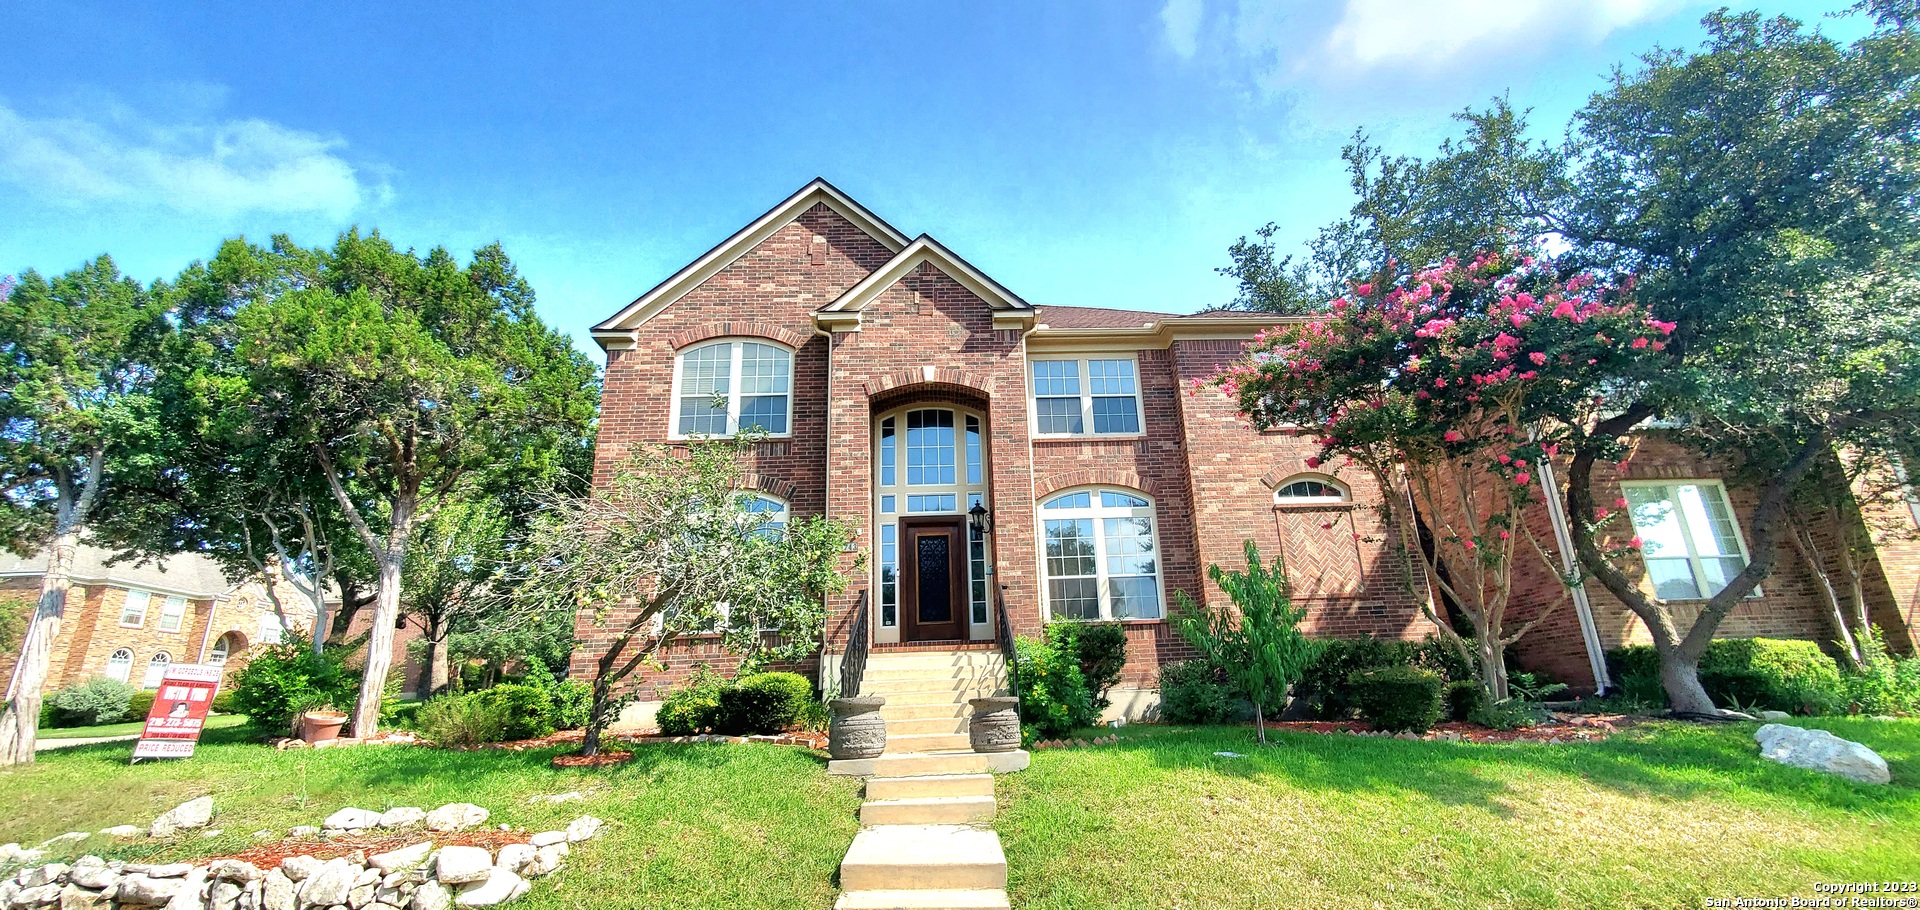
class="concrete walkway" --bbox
[35,733,138,751]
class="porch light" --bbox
[968,502,993,535]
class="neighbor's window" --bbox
[1040,488,1162,621]
[143,651,172,690]
[210,633,240,666]
[258,612,286,645]
[119,590,152,628]
[1622,480,1753,601]
[1273,476,1349,504]
[157,595,189,633]
[105,648,134,684]
[672,339,793,437]
[1030,358,1142,436]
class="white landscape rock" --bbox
[523,844,565,879]
[410,881,452,910]
[206,860,261,884]
[162,866,206,910]
[114,874,182,906]
[277,856,319,883]
[526,832,566,849]
[323,808,384,832]
[97,826,142,839]
[38,833,88,847]
[452,869,526,908]
[432,848,492,886]
[297,859,357,907]
[1755,723,1891,785]
[423,805,489,834]
[491,846,533,877]
[562,817,600,843]
[260,871,295,910]
[368,843,433,875]
[149,797,214,838]
[377,807,426,830]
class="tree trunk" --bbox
[1475,625,1510,701]
[1788,517,1860,668]
[582,674,613,757]
[1659,647,1720,717]
[1253,702,1266,746]
[350,555,403,738]
[0,527,81,766]
[425,614,451,699]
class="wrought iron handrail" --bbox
[994,589,1019,696]
[839,595,872,699]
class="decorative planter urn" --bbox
[968,696,1021,753]
[828,697,887,760]
[300,710,349,744]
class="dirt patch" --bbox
[1261,712,1639,743]
[550,751,635,769]
[212,830,527,868]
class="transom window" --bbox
[1041,488,1162,621]
[210,633,241,666]
[157,595,189,633]
[1031,358,1143,436]
[1273,476,1349,504]
[672,340,793,437]
[1622,481,1754,601]
[119,590,152,628]
[105,648,134,684]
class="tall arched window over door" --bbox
[873,405,990,638]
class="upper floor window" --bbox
[1031,358,1142,436]
[1273,476,1349,505]
[157,595,189,633]
[1040,488,1162,621]
[672,340,792,438]
[119,590,152,628]
[258,612,287,645]
[1621,480,1753,601]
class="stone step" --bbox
[886,733,972,754]
[829,749,1029,778]
[866,773,996,801]
[867,689,984,708]
[863,677,1003,694]
[859,794,997,825]
[880,702,970,721]
[838,825,1008,892]
[834,889,1012,909]
[887,717,968,736]
[865,651,1006,667]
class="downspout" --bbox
[1015,316,1041,641]
[1535,450,1612,694]
[811,318,838,689]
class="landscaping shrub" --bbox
[127,690,156,720]
[1014,636,1096,741]
[1304,635,1467,719]
[795,697,831,732]
[657,668,728,735]
[45,677,136,727]
[229,636,364,733]
[1445,680,1488,722]
[1846,628,1920,716]
[1609,638,1846,714]
[548,680,592,730]
[1469,697,1547,731]
[1047,622,1128,711]
[414,693,510,747]
[1158,659,1238,725]
[718,672,815,734]
[476,683,557,741]
[1347,666,1445,733]
[211,689,240,715]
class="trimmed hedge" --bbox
[1347,666,1445,732]
[1302,635,1469,719]
[1606,638,1844,714]
[477,683,557,741]
[719,672,815,734]
[1445,680,1488,722]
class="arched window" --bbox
[210,632,243,666]
[1040,488,1162,621]
[1273,476,1350,504]
[741,493,788,540]
[105,648,134,684]
[143,651,172,689]
[672,340,792,437]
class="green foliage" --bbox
[1611,639,1847,714]
[1445,680,1488,723]
[657,668,730,736]
[127,690,156,721]
[1014,636,1097,742]
[414,693,511,747]
[795,697,831,733]
[718,672,816,735]
[1846,628,1920,716]
[548,680,592,730]
[1174,541,1319,742]
[44,677,136,727]
[1347,666,1446,733]
[1468,697,1548,731]
[1157,659,1239,725]
[1303,635,1468,719]
[229,636,364,733]
[1507,671,1568,703]
[1045,622,1128,712]
[475,684,557,741]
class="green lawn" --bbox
[996,718,1920,910]
[38,714,247,741]
[1,725,863,910]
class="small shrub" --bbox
[45,677,136,727]
[657,668,728,735]
[1158,659,1238,724]
[1014,636,1096,741]
[476,683,557,741]
[211,689,240,715]
[1445,680,1488,722]
[1469,697,1547,731]
[795,697,831,732]
[718,672,815,734]
[127,690,156,721]
[1347,666,1445,733]
[415,693,510,747]
[1047,623,1129,711]
[1507,671,1568,702]
[549,680,592,730]
[1304,635,1468,719]
[230,636,363,733]
[1845,627,1920,716]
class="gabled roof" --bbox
[819,234,1035,321]
[592,178,911,339]
[0,545,237,600]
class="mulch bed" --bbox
[211,830,528,868]
[550,751,635,768]
[1263,712,1638,743]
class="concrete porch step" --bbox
[838,825,1007,892]
[863,676,1003,694]
[888,717,968,736]
[880,702,970,721]
[829,749,1029,778]
[866,773,996,801]
[834,889,1011,909]
[886,733,972,753]
[859,794,996,825]
[867,688,992,707]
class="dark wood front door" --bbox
[901,517,967,642]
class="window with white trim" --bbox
[258,612,286,645]
[671,340,792,437]
[142,651,172,689]
[741,493,788,541]
[1030,358,1143,436]
[157,595,189,633]
[1621,480,1754,601]
[1040,488,1162,620]
[1273,476,1350,504]
[210,633,240,666]
[105,648,134,684]
[119,590,152,628]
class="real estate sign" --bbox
[130,663,223,761]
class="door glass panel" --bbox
[917,533,952,623]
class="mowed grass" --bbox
[38,714,247,740]
[997,718,1920,910]
[2,725,863,910]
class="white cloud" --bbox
[0,99,382,220]
[1161,0,1205,59]
[1320,0,1676,70]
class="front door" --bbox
[901,517,967,642]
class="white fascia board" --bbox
[822,235,1033,314]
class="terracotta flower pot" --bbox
[968,696,1021,753]
[300,710,349,744]
[827,697,887,760]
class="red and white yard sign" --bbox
[130,663,223,761]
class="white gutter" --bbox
[1535,451,1613,694]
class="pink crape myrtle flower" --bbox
[1628,536,1644,549]
[1444,430,1464,443]
[1514,472,1531,485]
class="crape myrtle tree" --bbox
[519,437,858,757]
[1210,253,1664,700]
[0,258,167,765]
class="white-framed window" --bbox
[119,590,152,628]
[209,633,240,666]
[1030,357,1143,436]
[1040,488,1163,621]
[105,648,134,684]
[741,493,788,541]
[258,612,287,645]
[1621,480,1755,601]
[670,339,793,438]
[142,651,171,689]
[157,595,189,633]
[1273,475,1350,504]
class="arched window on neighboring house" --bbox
[1272,476,1351,505]
[105,648,134,684]
[143,651,172,690]
[209,632,244,666]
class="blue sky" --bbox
[1,0,1859,361]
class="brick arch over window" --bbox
[1036,469,1159,501]
[1261,463,1350,490]
[667,322,810,351]
[738,472,797,502]
[862,368,995,399]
